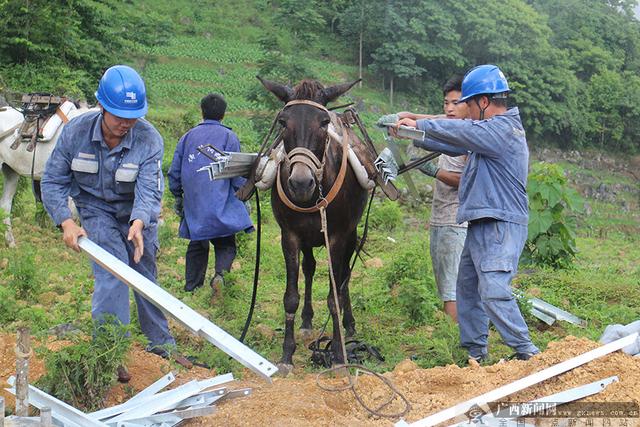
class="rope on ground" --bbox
[317,206,411,419]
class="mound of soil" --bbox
[1,334,639,426]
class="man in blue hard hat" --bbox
[395,64,540,363]
[42,65,192,382]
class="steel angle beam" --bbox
[529,297,586,327]
[78,238,277,381]
[530,307,556,326]
[472,376,619,426]
[216,388,252,403]
[227,152,259,162]
[107,380,202,424]
[196,373,235,391]
[105,374,233,424]
[89,373,176,421]
[117,405,217,427]
[171,388,227,410]
[395,333,638,427]
[6,377,107,427]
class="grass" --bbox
[0,0,638,399]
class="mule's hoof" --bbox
[209,275,223,303]
[299,328,313,340]
[330,364,349,377]
[345,327,356,338]
[276,363,294,377]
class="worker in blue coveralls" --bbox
[168,93,253,296]
[41,65,192,383]
[394,64,540,363]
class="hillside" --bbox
[0,0,639,424]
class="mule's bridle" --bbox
[276,99,350,213]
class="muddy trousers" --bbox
[184,234,237,291]
[80,207,175,349]
[456,218,539,358]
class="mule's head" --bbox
[258,76,359,203]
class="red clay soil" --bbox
[1,334,640,426]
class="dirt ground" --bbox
[1,334,640,426]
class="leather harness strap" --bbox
[276,117,350,214]
[283,99,330,113]
[56,107,69,124]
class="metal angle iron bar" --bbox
[529,297,586,327]
[89,373,176,421]
[395,332,638,427]
[529,307,556,326]
[77,237,277,381]
[104,373,234,424]
[106,381,202,424]
[119,404,218,427]
[170,388,227,410]
[6,377,108,427]
[470,376,619,426]
[105,373,234,424]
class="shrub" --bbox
[7,244,43,300]
[36,319,132,411]
[524,163,585,269]
[369,199,403,232]
[396,277,438,326]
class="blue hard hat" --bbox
[95,65,148,119]
[459,64,510,103]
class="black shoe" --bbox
[509,352,536,361]
[183,282,203,292]
[468,354,488,364]
[116,365,131,383]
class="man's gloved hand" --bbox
[174,195,184,218]
[376,113,399,128]
[418,160,440,178]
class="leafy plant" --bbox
[369,199,403,232]
[396,277,438,326]
[7,243,43,300]
[525,163,585,268]
[36,319,133,411]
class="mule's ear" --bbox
[322,79,361,104]
[257,76,294,103]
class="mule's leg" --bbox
[299,246,315,338]
[340,231,358,338]
[279,232,301,375]
[0,164,20,248]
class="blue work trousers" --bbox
[456,219,539,358]
[79,207,175,349]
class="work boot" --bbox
[116,365,131,383]
[468,354,488,366]
[210,273,224,302]
[509,351,537,361]
[172,353,194,369]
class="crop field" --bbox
[0,1,638,422]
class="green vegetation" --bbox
[525,163,585,268]
[36,320,133,411]
[0,0,638,410]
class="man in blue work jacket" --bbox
[396,64,539,363]
[168,93,253,295]
[41,65,192,382]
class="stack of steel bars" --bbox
[197,151,259,181]
[6,372,249,427]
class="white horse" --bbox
[0,101,93,247]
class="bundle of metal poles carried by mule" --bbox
[77,237,278,381]
[197,150,259,180]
